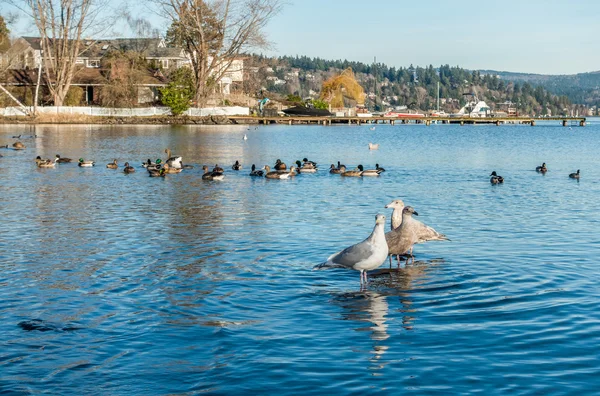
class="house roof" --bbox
[18,36,186,60]
[3,67,167,86]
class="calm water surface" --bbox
[1,121,600,394]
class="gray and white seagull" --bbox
[314,214,389,285]
[385,199,448,248]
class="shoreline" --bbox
[0,114,588,126]
[0,115,254,125]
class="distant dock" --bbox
[230,116,587,127]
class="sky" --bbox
[4,0,599,75]
[261,0,600,75]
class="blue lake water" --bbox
[1,120,600,394]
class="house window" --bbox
[87,60,100,68]
[161,59,169,69]
[76,59,84,64]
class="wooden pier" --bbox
[230,116,587,127]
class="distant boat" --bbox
[282,106,332,117]
[384,110,425,118]
[429,110,448,117]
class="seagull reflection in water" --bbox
[329,258,443,371]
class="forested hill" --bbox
[249,55,586,117]
[480,70,600,108]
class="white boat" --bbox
[453,93,491,118]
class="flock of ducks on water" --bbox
[489,162,581,184]
[18,143,389,181]
[4,136,583,287]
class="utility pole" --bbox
[437,81,440,112]
[373,56,377,112]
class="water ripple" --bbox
[2,122,600,394]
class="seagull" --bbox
[243,134,248,140]
[385,207,421,267]
[369,143,379,150]
[385,201,448,266]
[314,214,389,285]
[370,126,376,131]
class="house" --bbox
[4,36,244,103]
[9,37,189,70]
[208,57,244,95]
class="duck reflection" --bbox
[330,258,443,371]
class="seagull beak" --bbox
[413,211,419,216]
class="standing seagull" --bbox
[385,200,448,243]
[385,205,448,265]
[385,207,420,266]
[314,214,389,285]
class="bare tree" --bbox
[6,0,108,106]
[158,0,282,106]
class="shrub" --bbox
[64,86,84,106]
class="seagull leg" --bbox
[389,255,392,268]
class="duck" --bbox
[569,169,580,179]
[490,171,504,184]
[163,163,182,174]
[358,164,382,176]
[123,162,135,173]
[202,165,224,180]
[232,161,242,171]
[296,160,317,173]
[164,148,183,169]
[12,141,25,150]
[368,142,379,150]
[35,156,57,168]
[78,158,95,167]
[145,159,162,170]
[106,159,118,169]
[536,162,547,173]
[375,163,385,172]
[329,164,344,174]
[55,154,72,163]
[274,159,287,171]
[142,159,153,168]
[337,161,346,169]
[249,164,264,177]
[148,165,165,177]
[303,158,317,168]
[264,165,295,179]
[213,164,224,172]
[341,166,363,177]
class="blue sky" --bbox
[262,0,600,75]
[5,0,598,75]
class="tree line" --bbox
[253,54,580,116]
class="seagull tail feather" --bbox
[313,260,344,271]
